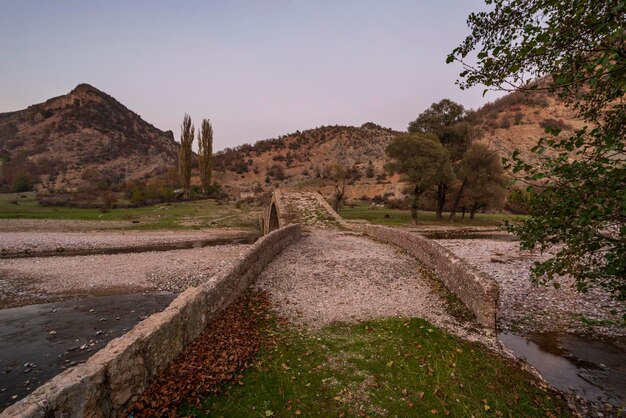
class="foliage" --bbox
[178,114,194,199]
[407,99,477,219]
[458,143,508,217]
[198,118,213,196]
[11,172,33,193]
[408,99,465,135]
[386,134,454,223]
[449,0,626,299]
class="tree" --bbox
[455,143,508,219]
[408,99,465,135]
[327,162,347,212]
[386,134,454,224]
[178,114,194,199]
[198,119,213,196]
[408,99,473,218]
[449,0,625,299]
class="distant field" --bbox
[0,192,262,230]
[339,202,526,227]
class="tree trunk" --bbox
[469,202,479,219]
[436,182,448,219]
[461,206,466,220]
[332,180,346,212]
[411,184,423,225]
[448,179,467,220]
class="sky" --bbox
[0,0,503,151]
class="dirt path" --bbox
[254,230,463,332]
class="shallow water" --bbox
[499,332,626,406]
[0,292,176,409]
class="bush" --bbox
[539,118,570,132]
[11,173,33,192]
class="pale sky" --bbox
[0,0,502,151]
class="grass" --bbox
[339,202,527,228]
[181,318,569,417]
[0,192,262,230]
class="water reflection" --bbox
[499,332,626,406]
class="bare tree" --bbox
[178,114,194,199]
[327,163,347,212]
[198,119,213,196]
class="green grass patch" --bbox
[182,318,569,417]
[339,202,527,228]
[0,192,261,230]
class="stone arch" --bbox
[267,202,280,234]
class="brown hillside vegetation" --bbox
[475,90,586,162]
[0,84,178,193]
[211,123,406,201]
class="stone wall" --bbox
[2,225,302,418]
[363,225,498,330]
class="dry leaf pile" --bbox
[129,291,273,417]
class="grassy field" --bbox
[339,202,526,227]
[0,192,262,230]
[181,317,569,417]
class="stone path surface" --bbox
[254,229,454,330]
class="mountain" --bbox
[0,84,178,192]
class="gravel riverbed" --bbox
[0,244,248,309]
[433,233,625,337]
[0,229,256,257]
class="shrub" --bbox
[539,118,570,132]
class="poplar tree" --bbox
[178,114,194,199]
[198,119,213,196]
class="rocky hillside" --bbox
[211,123,406,201]
[0,84,178,192]
[474,90,585,161]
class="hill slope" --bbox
[212,91,585,203]
[0,84,178,192]
[212,123,406,200]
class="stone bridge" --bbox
[262,189,348,234]
[3,189,499,417]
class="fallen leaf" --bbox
[265,410,274,416]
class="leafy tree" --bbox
[198,119,213,196]
[178,114,194,199]
[386,134,454,224]
[449,0,625,299]
[456,143,507,219]
[448,143,507,220]
[408,99,465,135]
[408,99,473,218]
